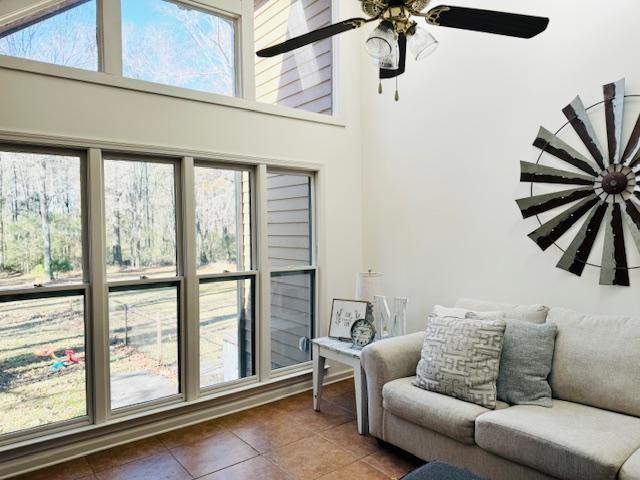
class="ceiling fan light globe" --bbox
[408,26,439,61]
[366,21,395,59]
[376,39,399,70]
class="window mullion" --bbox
[87,148,110,424]
[257,164,271,381]
[181,156,200,401]
[239,0,255,101]
[98,0,123,75]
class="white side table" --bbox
[311,336,369,435]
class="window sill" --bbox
[0,55,347,128]
[0,363,327,459]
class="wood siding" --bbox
[266,173,313,369]
[254,0,333,115]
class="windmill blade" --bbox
[622,115,640,166]
[520,161,595,186]
[556,202,607,276]
[533,127,600,177]
[600,203,629,286]
[624,199,640,255]
[380,33,407,79]
[562,96,606,170]
[425,6,549,38]
[516,187,594,219]
[603,79,625,165]
[527,195,599,250]
[256,18,367,57]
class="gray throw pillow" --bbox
[414,316,506,409]
[496,320,557,407]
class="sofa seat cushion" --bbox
[620,450,640,480]
[382,377,508,445]
[475,400,640,480]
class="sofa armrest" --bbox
[361,331,425,438]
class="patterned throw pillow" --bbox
[413,316,506,409]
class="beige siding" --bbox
[266,173,313,369]
[254,0,333,115]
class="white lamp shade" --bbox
[355,271,384,303]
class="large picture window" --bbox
[0,148,88,436]
[0,143,316,448]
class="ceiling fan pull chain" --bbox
[378,81,383,94]
[395,77,399,101]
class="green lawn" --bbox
[0,280,247,434]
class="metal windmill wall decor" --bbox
[517,78,640,286]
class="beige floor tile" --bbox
[286,403,354,432]
[322,380,355,400]
[158,418,229,449]
[317,461,391,480]
[319,421,379,458]
[264,434,358,480]
[170,430,258,477]
[197,456,292,480]
[93,453,190,480]
[362,449,422,479]
[230,415,312,453]
[86,437,167,472]
[18,458,94,480]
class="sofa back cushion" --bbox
[548,307,640,417]
[455,298,549,324]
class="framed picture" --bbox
[329,299,369,341]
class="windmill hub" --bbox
[602,171,628,194]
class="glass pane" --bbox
[0,1,98,71]
[0,294,86,435]
[121,0,236,96]
[0,151,83,290]
[266,173,311,268]
[195,167,251,274]
[104,159,177,281]
[254,0,332,114]
[200,278,253,389]
[109,286,179,409]
[270,271,313,370]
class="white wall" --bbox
[0,0,364,339]
[360,0,640,332]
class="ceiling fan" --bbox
[256,0,549,100]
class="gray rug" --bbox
[402,461,487,480]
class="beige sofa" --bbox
[360,299,640,480]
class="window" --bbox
[195,164,255,390]
[109,284,179,409]
[103,157,181,411]
[0,141,317,447]
[0,0,98,71]
[267,172,315,370]
[0,148,88,436]
[121,0,237,95]
[254,0,333,114]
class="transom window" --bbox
[0,0,334,115]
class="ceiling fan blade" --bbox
[425,6,549,39]
[256,18,367,57]
[380,33,407,79]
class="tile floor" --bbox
[13,380,423,480]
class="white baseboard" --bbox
[0,369,353,479]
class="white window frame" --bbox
[0,132,322,454]
[0,0,343,125]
